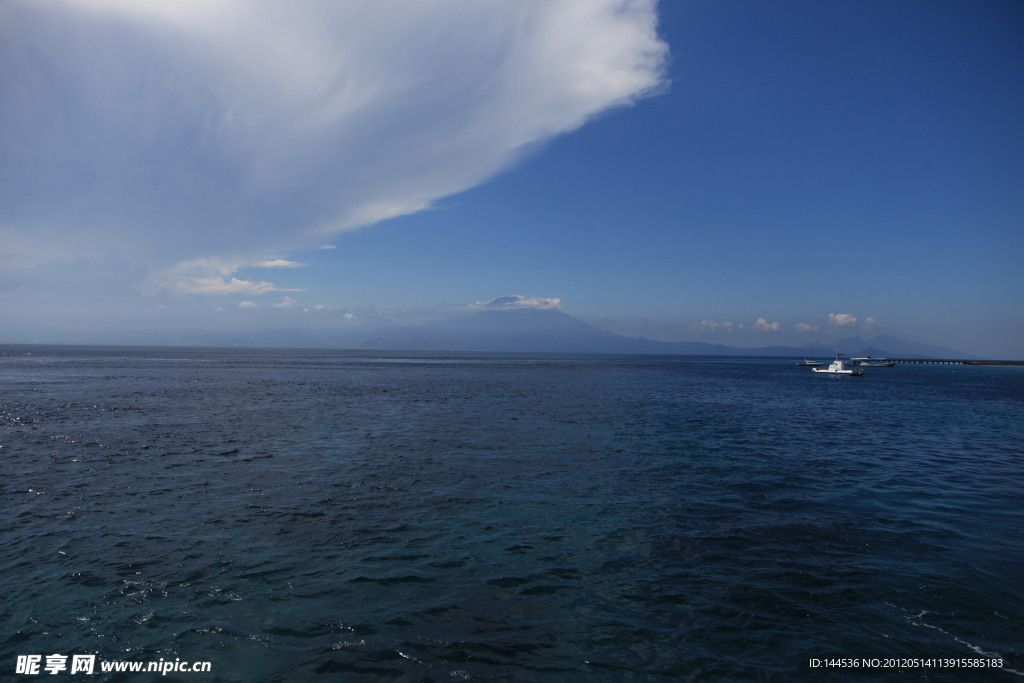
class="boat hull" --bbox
[812,355,864,375]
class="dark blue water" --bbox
[2,346,1022,681]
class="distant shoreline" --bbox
[962,360,1024,366]
[2,343,1022,365]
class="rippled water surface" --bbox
[2,346,1022,681]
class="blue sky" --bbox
[2,0,1022,357]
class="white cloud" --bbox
[254,259,301,268]
[692,320,738,332]
[825,313,879,332]
[141,256,304,295]
[238,301,257,309]
[174,277,302,296]
[794,322,819,333]
[754,317,782,332]
[3,1,667,276]
[828,313,858,327]
[470,295,562,311]
[271,296,298,308]
[301,303,355,317]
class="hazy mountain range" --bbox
[187,307,980,359]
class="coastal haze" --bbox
[183,302,982,359]
[2,1,1022,359]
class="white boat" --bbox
[812,354,863,375]
[795,359,824,367]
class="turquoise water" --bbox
[2,346,1022,680]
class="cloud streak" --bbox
[174,277,303,296]
[692,320,740,332]
[254,259,301,269]
[470,295,562,311]
[2,0,667,289]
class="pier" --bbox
[891,359,1024,366]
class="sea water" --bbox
[2,346,1022,681]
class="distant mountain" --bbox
[391,308,745,355]
[183,309,981,359]
[409,308,711,353]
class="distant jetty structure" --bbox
[890,359,1024,366]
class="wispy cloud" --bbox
[2,0,667,284]
[754,317,782,332]
[174,277,303,296]
[825,313,880,334]
[692,320,739,332]
[794,322,820,333]
[470,295,562,311]
[271,296,299,308]
[253,259,301,269]
[142,256,305,296]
